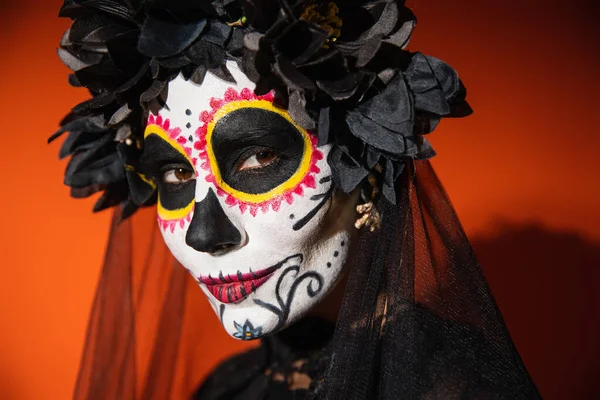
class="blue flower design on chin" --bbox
[233,320,262,340]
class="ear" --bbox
[117,142,157,206]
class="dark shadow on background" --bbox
[472,223,600,400]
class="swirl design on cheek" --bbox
[194,87,323,216]
[253,259,324,333]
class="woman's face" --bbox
[140,61,358,340]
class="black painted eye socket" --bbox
[140,134,196,212]
[211,108,305,195]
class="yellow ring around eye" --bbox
[144,124,196,221]
[157,196,194,221]
[205,100,313,204]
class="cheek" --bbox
[158,226,186,257]
[157,218,201,275]
[299,185,361,281]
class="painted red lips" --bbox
[198,266,279,304]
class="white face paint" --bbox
[142,61,358,340]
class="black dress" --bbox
[194,317,335,400]
[193,306,540,400]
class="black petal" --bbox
[145,0,217,19]
[92,180,132,212]
[75,60,126,91]
[108,104,132,126]
[274,54,317,90]
[316,71,371,101]
[346,73,414,154]
[117,143,156,206]
[138,15,206,58]
[140,79,167,104]
[328,145,369,194]
[288,91,316,130]
[275,22,329,65]
[355,34,383,68]
[71,184,105,199]
[317,107,331,145]
[212,64,237,83]
[64,137,125,188]
[186,40,225,68]
[203,21,233,47]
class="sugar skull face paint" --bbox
[140,61,359,339]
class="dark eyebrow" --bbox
[139,134,192,173]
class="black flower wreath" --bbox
[50,0,471,218]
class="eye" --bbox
[238,150,279,171]
[163,167,194,184]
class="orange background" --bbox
[1,0,599,399]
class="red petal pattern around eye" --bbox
[157,212,193,234]
[193,139,205,150]
[146,114,183,141]
[226,195,237,206]
[271,200,281,211]
[284,192,294,205]
[192,88,322,217]
[210,98,224,109]
[200,111,211,123]
[304,175,316,189]
[240,87,253,100]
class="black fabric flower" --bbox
[326,53,472,203]
[240,0,470,203]
[242,0,418,125]
[51,0,471,216]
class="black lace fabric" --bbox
[74,160,539,399]
[193,317,335,399]
[74,206,214,399]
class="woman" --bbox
[52,0,540,398]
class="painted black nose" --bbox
[185,188,242,254]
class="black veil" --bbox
[73,160,539,399]
[320,160,540,399]
[74,205,223,399]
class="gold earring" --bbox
[355,175,381,232]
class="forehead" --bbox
[165,61,256,116]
